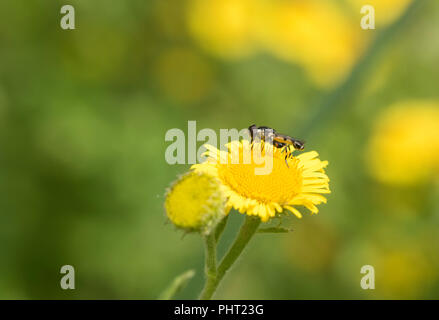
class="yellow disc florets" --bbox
[192,140,330,222]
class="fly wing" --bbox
[274,134,305,150]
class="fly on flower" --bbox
[248,124,305,167]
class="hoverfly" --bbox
[248,124,305,167]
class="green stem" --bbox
[214,214,229,243]
[199,231,217,299]
[199,216,261,300]
[157,269,195,300]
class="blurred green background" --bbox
[0,0,438,299]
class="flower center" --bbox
[217,147,303,204]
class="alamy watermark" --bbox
[165,121,274,175]
[60,265,75,290]
[361,5,375,30]
[60,5,75,30]
[360,265,375,290]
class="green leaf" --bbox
[158,269,195,300]
[257,227,292,234]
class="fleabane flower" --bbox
[165,171,226,235]
[192,140,330,222]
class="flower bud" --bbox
[165,171,226,235]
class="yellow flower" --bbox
[165,171,226,234]
[187,0,257,58]
[192,140,330,222]
[258,0,364,88]
[186,0,366,88]
[367,101,439,185]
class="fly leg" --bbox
[284,150,290,168]
[280,144,290,168]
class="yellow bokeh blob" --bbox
[187,0,257,58]
[367,101,439,186]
